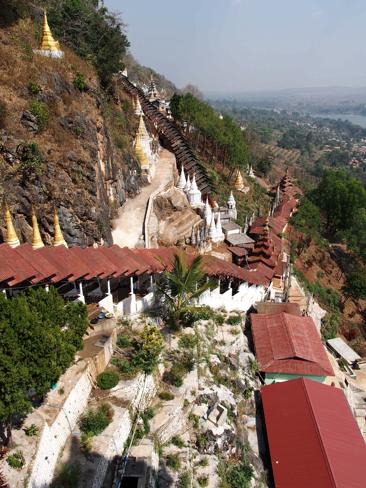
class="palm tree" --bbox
[156,253,214,329]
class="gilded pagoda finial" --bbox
[36,11,64,58]
[4,204,20,248]
[234,170,244,190]
[53,208,67,247]
[135,135,149,168]
[31,208,44,250]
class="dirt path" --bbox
[112,149,175,248]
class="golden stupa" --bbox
[31,208,44,250]
[137,115,150,140]
[234,170,244,190]
[53,209,67,247]
[37,12,64,58]
[135,135,149,169]
[4,205,20,248]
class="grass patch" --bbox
[166,453,181,471]
[29,99,49,131]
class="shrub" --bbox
[79,403,113,436]
[111,358,137,377]
[227,314,241,325]
[225,461,254,488]
[7,450,25,469]
[73,72,88,92]
[166,363,187,387]
[18,141,44,176]
[0,100,6,128]
[80,432,93,452]
[27,82,41,95]
[117,334,131,348]
[24,424,39,436]
[171,435,185,448]
[131,325,164,374]
[180,306,215,327]
[29,100,49,131]
[321,312,340,341]
[197,457,209,467]
[177,472,190,488]
[158,391,174,401]
[96,371,119,390]
[197,476,209,487]
[166,453,181,471]
[188,413,199,430]
[214,313,225,326]
[178,333,197,350]
[141,408,155,435]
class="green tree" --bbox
[132,324,164,374]
[0,287,87,445]
[342,269,366,303]
[347,208,366,262]
[309,170,366,235]
[290,197,323,238]
[44,0,130,85]
[156,254,213,329]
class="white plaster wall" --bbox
[198,283,266,312]
[28,369,93,488]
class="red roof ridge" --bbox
[300,379,338,487]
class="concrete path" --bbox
[112,149,175,248]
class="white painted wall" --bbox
[198,283,266,312]
[28,368,93,488]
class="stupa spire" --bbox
[137,115,150,140]
[234,170,244,190]
[4,205,20,248]
[31,208,44,250]
[135,135,149,169]
[37,12,63,58]
[53,208,67,247]
[177,166,186,190]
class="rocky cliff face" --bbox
[0,19,143,246]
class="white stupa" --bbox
[188,174,202,206]
[204,197,212,226]
[215,212,225,242]
[184,174,191,194]
[177,167,186,190]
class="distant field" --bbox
[262,144,301,165]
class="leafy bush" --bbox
[79,403,113,436]
[24,424,39,436]
[117,334,131,348]
[227,314,241,325]
[80,432,93,452]
[214,313,225,326]
[177,473,190,488]
[321,313,340,341]
[180,306,215,327]
[29,100,49,131]
[18,141,44,176]
[0,100,6,128]
[73,72,88,92]
[141,408,155,435]
[225,461,254,488]
[178,333,197,350]
[7,450,25,469]
[171,435,185,448]
[111,358,137,376]
[197,476,209,487]
[166,363,185,387]
[166,453,181,471]
[27,82,41,95]
[158,391,174,401]
[131,325,164,374]
[96,371,119,390]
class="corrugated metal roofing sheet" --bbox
[261,378,366,488]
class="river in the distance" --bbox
[311,112,366,128]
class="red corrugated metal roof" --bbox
[251,312,334,376]
[261,378,366,488]
[0,244,266,287]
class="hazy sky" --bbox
[105,0,366,93]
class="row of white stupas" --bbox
[176,167,239,244]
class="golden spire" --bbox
[234,170,244,190]
[4,205,20,248]
[39,11,61,52]
[53,208,67,247]
[137,115,149,139]
[135,136,149,169]
[31,208,44,250]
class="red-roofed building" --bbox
[261,378,366,488]
[251,312,334,383]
